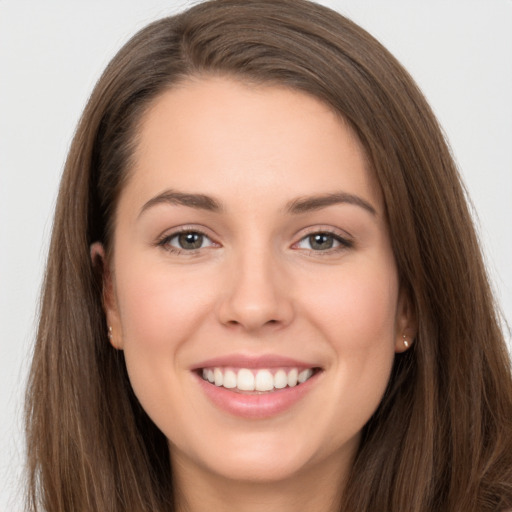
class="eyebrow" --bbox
[138,189,376,218]
[286,192,376,216]
[139,190,222,218]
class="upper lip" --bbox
[191,354,321,371]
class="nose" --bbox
[216,247,294,333]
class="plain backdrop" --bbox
[1,1,511,510]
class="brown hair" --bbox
[25,1,512,510]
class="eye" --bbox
[159,230,216,252]
[295,232,351,251]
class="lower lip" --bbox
[194,371,321,419]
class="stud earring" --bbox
[107,325,113,339]
[402,334,409,348]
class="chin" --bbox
[200,450,313,484]
[170,425,358,486]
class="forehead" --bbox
[124,76,381,213]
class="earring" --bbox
[108,325,113,340]
[402,334,409,348]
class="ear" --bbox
[394,287,417,353]
[90,242,124,350]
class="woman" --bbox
[25,0,512,511]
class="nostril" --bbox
[216,281,294,331]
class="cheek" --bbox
[114,256,214,353]
[112,258,211,426]
[307,265,399,430]
[303,261,399,350]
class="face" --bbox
[99,77,414,489]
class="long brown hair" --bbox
[25,1,512,510]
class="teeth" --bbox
[298,368,313,383]
[237,369,255,391]
[214,368,223,387]
[255,369,274,391]
[287,368,298,387]
[201,366,316,392]
[274,369,288,389]
[223,369,237,389]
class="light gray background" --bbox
[1,1,511,510]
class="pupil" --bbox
[179,232,203,249]
[310,233,333,250]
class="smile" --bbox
[201,367,316,393]
[193,357,323,419]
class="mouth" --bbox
[192,355,323,418]
[198,366,321,394]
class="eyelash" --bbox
[293,231,353,254]
[156,228,353,255]
[156,227,216,255]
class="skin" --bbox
[94,77,416,512]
